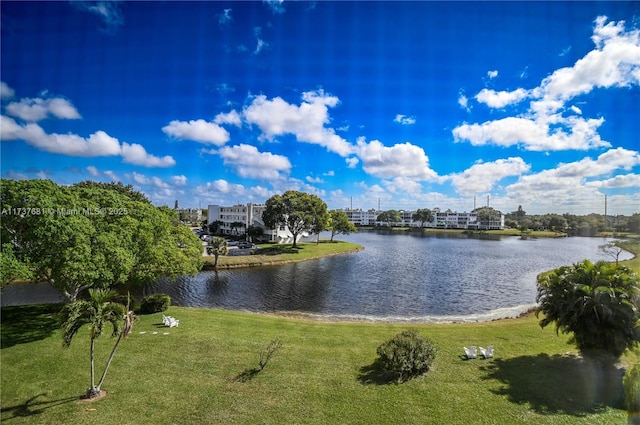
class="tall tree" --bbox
[328,210,357,241]
[537,260,640,365]
[207,237,228,269]
[412,208,434,228]
[60,288,135,399]
[262,191,328,248]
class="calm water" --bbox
[2,232,632,322]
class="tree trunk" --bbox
[96,329,124,391]
[89,337,96,396]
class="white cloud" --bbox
[263,0,285,14]
[217,144,291,180]
[87,165,100,177]
[1,115,174,167]
[452,115,609,151]
[394,114,416,125]
[129,172,170,189]
[474,88,529,108]
[458,94,470,111]
[354,138,439,181]
[504,148,640,209]
[243,90,353,156]
[447,157,531,195]
[121,142,175,167]
[72,1,124,33]
[306,175,323,183]
[213,110,242,127]
[162,119,230,145]
[455,17,640,152]
[253,27,269,54]
[219,8,232,26]
[5,97,81,121]
[346,157,359,168]
[0,81,15,99]
[487,70,498,79]
[172,175,188,186]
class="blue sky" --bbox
[1,1,639,215]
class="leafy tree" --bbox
[60,289,136,399]
[230,221,245,235]
[1,179,203,301]
[328,210,357,241]
[536,260,640,364]
[376,210,401,226]
[72,180,150,204]
[0,243,32,287]
[247,225,264,243]
[262,191,328,248]
[412,208,434,228]
[209,220,224,235]
[207,237,228,269]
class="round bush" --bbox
[140,294,171,314]
[376,329,437,382]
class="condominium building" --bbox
[338,207,504,230]
[207,203,306,243]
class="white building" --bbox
[338,207,504,230]
[207,203,306,243]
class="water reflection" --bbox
[2,232,632,322]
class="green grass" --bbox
[2,305,638,425]
[204,240,363,269]
[619,240,640,273]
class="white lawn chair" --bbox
[162,314,179,328]
[463,346,477,359]
[480,345,494,359]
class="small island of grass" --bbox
[202,239,364,270]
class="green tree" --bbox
[328,210,357,241]
[60,288,136,399]
[376,210,402,227]
[536,260,640,365]
[230,221,245,235]
[262,191,328,248]
[247,225,264,243]
[209,220,224,235]
[412,208,434,228]
[1,179,203,301]
[207,237,228,269]
[0,243,32,287]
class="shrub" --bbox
[140,294,171,314]
[376,329,437,382]
[624,364,640,421]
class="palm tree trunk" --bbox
[96,330,124,391]
[89,337,96,396]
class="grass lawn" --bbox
[204,240,363,269]
[1,305,638,425]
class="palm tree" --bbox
[207,237,228,269]
[537,260,640,364]
[60,288,135,399]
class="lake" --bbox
[2,232,632,322]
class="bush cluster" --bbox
[624,364,640,418]
[376,329,437,382]
[140,294,171,314]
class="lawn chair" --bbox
[480,345,494,359]
[463,346,477,359]
[162,314,179,328]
